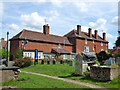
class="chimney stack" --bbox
[103,32,106,40]
[43,24,49,35]
[77,25,81,35]
[88,28,92,38]
[1,38,4,41]
[95,30,98,39]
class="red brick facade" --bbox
[10,24,108,60]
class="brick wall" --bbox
[76,38,108,53]
[20,40,73,53]
[10,40,20,60]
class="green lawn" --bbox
[21,61,120,89]
[2,72,90,88]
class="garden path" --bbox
[22,71,110,90]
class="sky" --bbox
[0,0,119,49]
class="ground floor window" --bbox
[84,46,89,52]
[63,54,67,59]
[38,52,41,59]
[24,52,32,58]
[70,54,75,59]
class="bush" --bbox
[114,53,120,58]
[14,47,23,59]
[14,57,33,68]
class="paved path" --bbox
[22,71,110,90]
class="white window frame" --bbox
[101,49,103,51]
[63,54,67,59]
[70,54,75,59]
[38,52,41,59]
[84,46,89,52]
[85,39,87,44]
[30,53,32,58]
[101,42,103,46]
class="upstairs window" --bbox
[85,39,87,44]
[84,46,89,52]
[101,42,103,46]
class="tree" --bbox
[0,49,9,59]
[115,37,120,46]
[14,47,23,59]
[96,51,110,65]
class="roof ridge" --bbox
[23,29,68,39]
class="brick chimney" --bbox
[95,30,98,39]
[43,24,49,35]
[103,32,106,40]
[77,25,81,35]
[88,28,92,38]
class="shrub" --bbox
[14,57,33,68]
[14,47,23,59]
[114,53,120,58]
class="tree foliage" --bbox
[14,47,23,59]
[0,49,9,59]
[115,37,120,46]
[96,51,111,65]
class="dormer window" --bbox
[101,42,103,46]
[85,39,87,44]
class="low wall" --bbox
[0,66,20,82]
[90,65,120,81]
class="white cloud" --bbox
[106,33,117,49]
[111,16,118,26]
[44,10,59,22]
[0,2,4,20]
[89,18,107,32]
[21,12,45,30]
[74,2,88,12]
[0,22,2,27]
[8,24,20,30]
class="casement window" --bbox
[93,40,94,43]
[93,47,94,51]
[118,46,120,49]
[70,54,75,59]
[38,52,41,59]
[85,39,87,44]
[84,46,89,52]
[63,54,67,59]
[101,42,103,46]
[24,52,32,58]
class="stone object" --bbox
[75,54,88,75]
[8,61,14,67]
[0,66,20,82]
[69,61,73,66]
[90,65,120,81]
[106,58,115,66]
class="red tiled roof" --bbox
[10,29,72,45]
[109,46,120,54]
[52,48,70,54]
[64,30,108,43]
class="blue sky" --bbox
[0,0,119,49]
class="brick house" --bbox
[10,24,108,61]
[1,38,7,49]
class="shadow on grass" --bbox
[58,73,106,83]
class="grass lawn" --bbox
[21,61,120,89]
[2,72,90,88]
